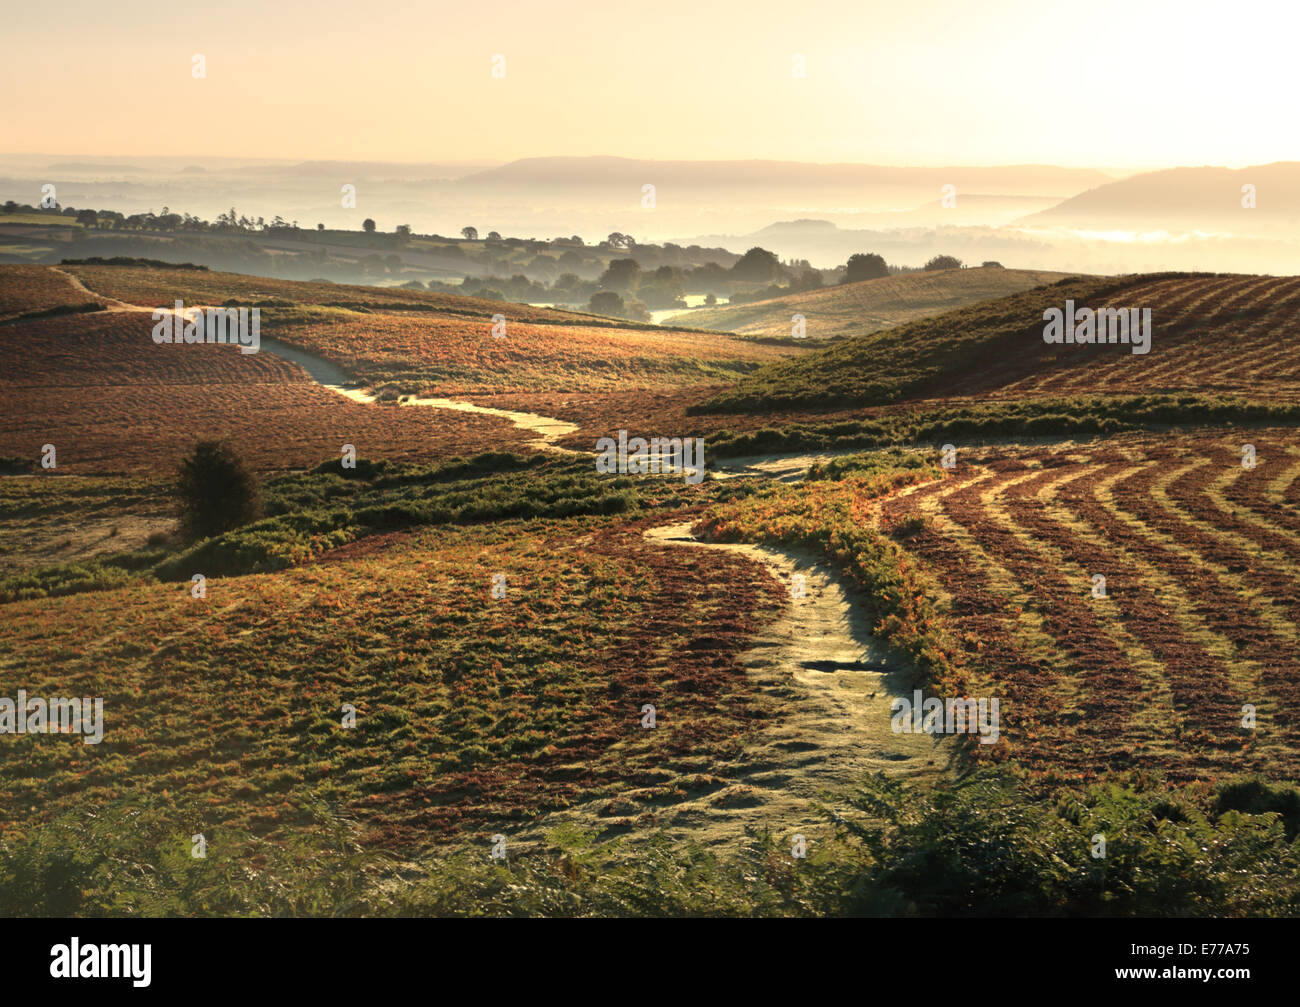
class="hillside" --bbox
[7,258,1300,922]
[57,264,597,322]
[666,266,1077,340]
[0,263,798,473]
[1016,162,1300,232]
[0,264,110,319]
[0,307,535,474]
[697,272,1300,413]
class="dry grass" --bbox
[671,266,1077,340]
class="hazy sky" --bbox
[4,0,1297,169]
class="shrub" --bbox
[0,456,35,475]
[174,440,263,542]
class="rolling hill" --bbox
[7,256,1300,919]
[0,263,799,473]
[1016,162,1300,233]
[665,265,1077,340]
[696,272,1300,413]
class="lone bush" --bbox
[175,440,262,541]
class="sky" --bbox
[4,0,1298,170]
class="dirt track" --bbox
[631,521,939,848]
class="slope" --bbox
[665,266,1076,341]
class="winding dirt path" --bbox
[630,521,938,847]
[50,265,939,847]
[255,327,945,844]
[40,266,582,454]
[46,266,134,310]
[257,337,582,454]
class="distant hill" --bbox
[230,160,497,180]
[46,162,145,174]
[460,157,1111,198]
[1017,162,1300,232]
[665,266,1077,340]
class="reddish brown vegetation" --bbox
[877,430,1300,784]
[0,310,533,474]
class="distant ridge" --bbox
[1017,162,1300,230]
[459,156,1111,195]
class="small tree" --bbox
[362,218,376,234]
[982,260,1004,268]
[174,440,262,541]
[395,223,412,238]
[842,252,889,284]
[589,290,625,316]
[623,297,651,322]
[598,258,640,292]
[75,209,99,228]
[731,246,783,282]
[461,226,478,240]
[923,254,963,271]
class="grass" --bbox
[695,272,1300,414]
[4,771,1298,916]
[704,393,1300,457]
[257,303,788,394]
[674,266,1077,341]
[0,451,679,601]
[0,506,786,850]
[0,475,169,575]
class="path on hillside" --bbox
[44,266,583,455]
[623,521,937,848]
[709,450,862,482]
[46,266,136,310]
[52,265,941,847]
[257,337,582,454]
[257,334,945,841]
